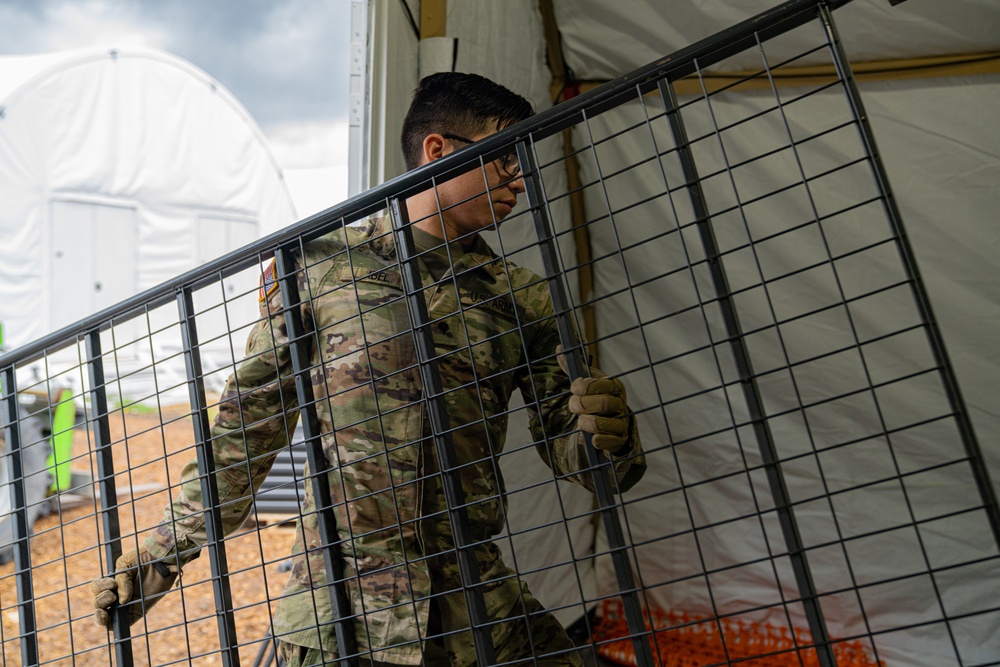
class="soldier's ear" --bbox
[422,134,447,165]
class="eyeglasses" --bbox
[441,133,521,179]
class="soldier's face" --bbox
[435,132,525,240]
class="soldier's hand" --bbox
[91,546,178,628]
[569,375,632,454]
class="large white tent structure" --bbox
[0,45,296,353]
[349,1,999,665]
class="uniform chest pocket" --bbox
[313,266,414,365]
[430,291,522,399]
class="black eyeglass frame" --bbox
[441,133,521,179]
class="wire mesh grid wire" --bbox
[1,1,998,666]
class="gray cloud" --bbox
[0,0,351,130]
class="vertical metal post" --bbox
[176,290,241,667]
[390,198,498,666]
[85,331,134,664]
[274,246,359,667]
[1,365,39,667]
[516,141,656,667]
[818,1,1000,552]
[658,78,837,666]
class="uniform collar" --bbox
[369,214,501,283]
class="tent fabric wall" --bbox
[0,46,296,354]
[859,75,1000,486]
[575,75,999,666]
[361,0,998,659]
[558,3,999,658]
[553,0,1000,76]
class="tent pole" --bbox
[539,0,600,368]
[419,0,446,39]
[563,50,1000,98]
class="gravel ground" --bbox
[1,403,621,667]
[0,403,296,667]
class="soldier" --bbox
[91,72,646,666]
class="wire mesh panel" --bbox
[0,1,997,666]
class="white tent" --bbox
[352,1,1000,665]
[0,45,296,354]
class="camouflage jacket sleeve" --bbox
[145,261,307,566]
[515,284,646,495]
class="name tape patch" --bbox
[341,266,403,289]
[463,292,517,319]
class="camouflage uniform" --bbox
[145,215,645,665]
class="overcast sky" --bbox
[0,0,353,212]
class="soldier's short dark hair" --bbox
[401,72,534,171]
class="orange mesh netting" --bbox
[590,599,883,667]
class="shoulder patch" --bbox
[259,259,279,302]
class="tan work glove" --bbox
[558,347,632,454]
[569,375,632,454]
[90,546,179,627]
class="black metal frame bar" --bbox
[176,290,241,666]
[389,197,497,665]
[1,366,38,667]
[817,2,1000,552]
[86,330,134,664]
[517,140,656,667]
[273,246,360,666]
[656,77,837,666]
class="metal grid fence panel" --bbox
[1,1,997,666]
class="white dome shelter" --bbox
[0,45,296,354]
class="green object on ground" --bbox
[46,388,76,493]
